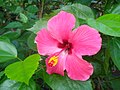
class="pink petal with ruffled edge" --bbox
[70,25,102,56]
[35,28,61,55]
[65,53,93,81]
[47,11,76,43]
[46,51,67,76]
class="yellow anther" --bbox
[48,56,58,67]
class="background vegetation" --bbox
[0,0,120,90]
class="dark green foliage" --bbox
[0,0,120,90]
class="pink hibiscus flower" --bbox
[35,11,102,81]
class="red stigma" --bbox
[48,60,55,67]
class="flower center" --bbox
[48,56,58,67]
[58,40,73,54]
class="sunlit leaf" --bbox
[5,54,40,85]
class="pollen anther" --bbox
[48,56,58,67]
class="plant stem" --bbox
[38,0,44,18]
[17,57,23,61]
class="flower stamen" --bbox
[58,40,73,54]
[48,56,58,67]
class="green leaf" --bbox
[61,3,94,20]
[27,4,94,34]
[111,78,120,90]
[116,0,120,3]
[43,10,59,20]
[44,72,93,90]
[0,71,4,79]
[27,33,37,51]
[27,19,47,34]
[5,54,40,85]
[2,29,21,40]
[87,14,120,37]
[0,79,36,90]
[0,79,21,90]
[110,4,120,14]
[109,38,120,70]
[0,36,11,43]
[20,13,28,23]
[19,79,36,90]
[26,5,39,13]
[0,37,17,63]
[74,0,92,5]
[14,6,23,14]
[5,21,23,28]
[104,0,114,13]
[60,3,94,26]
[92,62,102,76]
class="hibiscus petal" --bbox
[65,53,93,81]
[35,28,61,55]
[71,25,102,56]
[46,52,67,76]
[47,11,76,42]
